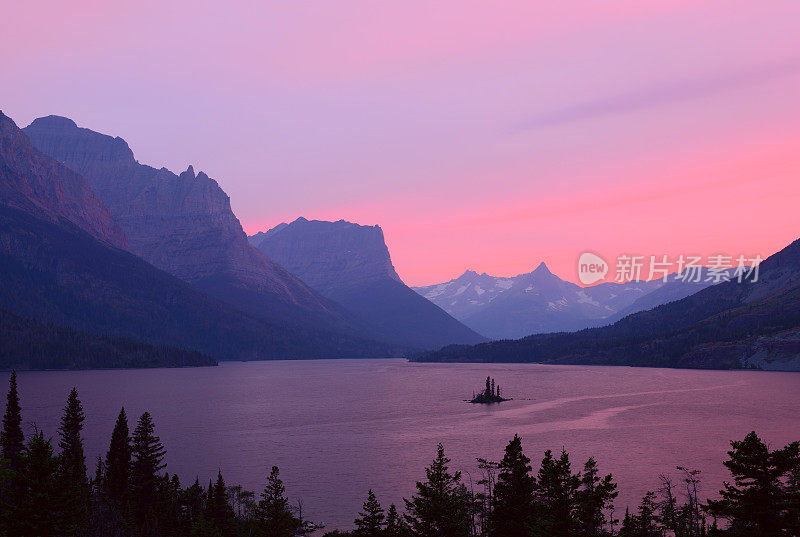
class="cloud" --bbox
[516,58,800,130]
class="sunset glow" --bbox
[3,0,798,285]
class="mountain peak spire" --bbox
[534,261,551,275]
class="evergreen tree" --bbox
[618,508,633,537]
[92,455,103,490]
[0,371,24,537]
[634,491,660,537]
[15,431,62,537]
[58,387,90,536]
[403,443,473,537]
[130,411,167,536]
[535,449,580,536]
[784,441,800,537]
[207,471,235,535]
[385,504,407,537]
[0,370,24,469]
[156,472,187,537]
[706,431,788,536]
[103,407,132,508]
[575,457,618,536]
[490,434,536,537]
[257,465,299,537]
[354,489,386,536]
[184,477,208,528]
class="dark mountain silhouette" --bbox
[0,112,402,364]
[0,112,127,249]
[251,218,486,349]
[415,238,800,370]
[23,116,370,336]
[0,205,401,362]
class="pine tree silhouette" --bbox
[354,489,385,536]
[16,431,61,537]
[491,435,536,537]
[57,387,90,536]
[130,412,166,535]
[575,456,618,536]
[404,443,473,537]
[103,407,131,509]
[0,370,24,469]
[384,504,406,537]
[257,466,299,537]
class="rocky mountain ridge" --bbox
[414,263,712,339]
[23,115,356,331]
[0,111,127,249]
[1,111,403,364]
[251,218,486,349]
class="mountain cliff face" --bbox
[416,238,800,370]
[250,217,402,291]
[251,218,486,349]
[23,116,346,328]
[414,263,711,339]
[0,113,402,362]
[0,112,127,249]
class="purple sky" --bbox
[2,0,799,285]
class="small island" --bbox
[469,376,511,404]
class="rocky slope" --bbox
[23,116,353,331]
[1,112,402,363]
[414,264,711,339]
[251,218,486,349]
[0,111,127,249]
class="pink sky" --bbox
[2,1,799,286]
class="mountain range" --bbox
[22,116,356,332]
[1,110,488,369]
[415,237,800,371]
[0,111,403,367]
[414,263,713,339]
[249,218,485,349]
[3,108,798,370]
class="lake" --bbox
[6,359,800,530]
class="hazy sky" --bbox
[2,1,799,285]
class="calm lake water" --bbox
[5,359,800,530]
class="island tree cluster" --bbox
[2,372,799,537]
[469,377,510,404]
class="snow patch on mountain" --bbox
[576,291,601,307]
[413,263,715,340]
